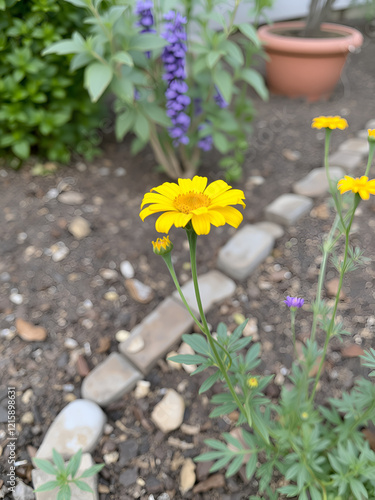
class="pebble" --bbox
[341,344,365,357]
[134,380,151,399]
[151,389,185,433]
[115,330,131,343]
[119,468,138,488]
[166,351,182,371]
[242,317,259,340]
[68,217,91,239]
[50,242,70,262]
[120,260,135,279]
[125,279,154,304]
[115,167,126,176]
[104,291,119,301]
[193,473,226,493]
[12,481,35,500]
[22,389,33,405]
[64,338,78,349]
[103,451,119,464]
[178,342,196,374]
[21,411,34,425]
[58,191,85,205]
[326,278,346,300]
[36,399,106,459]
[179,458,196,495]
[126,336,145,354]
[100,268,119,280]
[282,148,301,161]
[16,318,47,342]
[45,187,59,200]
[10,292,23,305]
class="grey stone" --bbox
[119,439,139,466]
[255,221,284,239]
[357,129,369,139]
[119,297,194,374]
[58,191,85,205]
[293,167,344,197]
[328,150,363,173]
[12,481,35,500]
[217,225,274,281]
[265,194,313,226]
[172,270,236,315]
[36,399,106,459]
[81,352,142,407]
[338,138,369,155]
[32,453,98,500]
[365,119,375,130]
[119,468,138,488]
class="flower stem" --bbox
[365,142,375,177]
[290,309,297,358]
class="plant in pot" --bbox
[257,0,364,101]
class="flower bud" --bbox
[152,235,173,255]
[368,129,375,143]
[247,377,258,388]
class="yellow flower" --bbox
[337,175,375,200]
[140,176,245,235]
[152,235,173,255]
[301,411,309,420]
[368,129,375,142]
[247,377,258,388]
[311,116,348,130]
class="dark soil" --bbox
[1,19,375,500]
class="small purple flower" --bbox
[284,296,304,309]
[198,123,213,151]
[135,0,156,58]
[214,87,228,108]
[162,11,190,145]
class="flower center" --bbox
[174,191,210,213]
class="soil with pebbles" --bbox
[1,19,375,500]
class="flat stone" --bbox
[172,270,236,315]
[151,389,185,433]
[119,438,139,466]
[125,278,154,304]
[255,221,284,239]
[119,467,138,488]
[265,194,313,226]
[328,150,363,173]
[217,225,274,280]
[12,481,35,500]
[58,191,85,205]
[36,399,106,459]
[119,297,194,374]
[68,217,91,239]
[338,138,369,155]
[81,352,142,407]
[293,167,344,197]
[33,453,98,500]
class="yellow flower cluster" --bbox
[337,175,375,200]
[311,116,348,130]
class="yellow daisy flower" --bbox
[311,116,348,130]
[337,175,375,200]
[368,129,375,141]
[140,176,246,235]
[247,377,258,388]
[152,235,173,255]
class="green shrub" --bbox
[0,0,102,167]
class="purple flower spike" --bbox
[214,87,228,108]
[135,0,156,58]
[284,296,304,309]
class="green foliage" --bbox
[45,0,270,179]
[0,0,102,167]
[33,448,105,499]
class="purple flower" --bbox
[284,296,304,309]
[214,87,228,108]
[161,11,190,145]
[135,0,156,58]
[198,123,213,152]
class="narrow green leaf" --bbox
[209,403,237,418]
[199,370,220,394]
[52,449,66,472]
[240,68,268,101]
[204,439,228,451]
[134,113,150,142]
[213,69,233,103]
[66,449,82,478]
[43,39,83,56]
[33,458,58,476]
[73,479,93,492]
[245,453,257,479]
[115,110,135,141]
[206,51,222,69]
[237,23,261,47]
[182,334,209,356]
[142,104,171,127]
[57,484,71,500]
[222,40,244,66]
[209,454,233,472]
[112,51,134,67]
[168,354,207,365]
[84,63,113,102]
[34,480,60,492]
[79,463,105,478]
[64,0,88,7]
[194,451,225,461]
[226,454,244,477]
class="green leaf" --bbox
[115,110,135,141]
[226,454,244,477]
[73,479,93,492]
[143,105,171,127]
[245,343,261,368]
[131,33,168,51]
[182,334,209,356]
[64,0,89,7]
[199,371,220,394]
[204,439,228,451]
[84,63,113,102]
[309,485,323,500]
[12,140,30,159]
[237,24,261,47]
[245,453,257,479]
[134,113,149,142]
[251,410,269,444]
[79,463,105,478]
[168,354,207,365]
[34,480,60,492]
[222,40,244,66]
[209,454,233,472]
[209,403,237,418]
[112,51,134,67]
[350,478,369,500]
[212,132,230,154]
[57,484,71,500]
[112,77,134,103]
[43,37,84,56]
[66,449,82,479]
[52,449,66,472]
[206,51,222,69]
[213,69,233,103]
[240,68,268,101]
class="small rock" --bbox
[12,481,35,500]
[193,473,225,493]
[119,439,139,466]
[21,411,34,425]
[166,351,182,371]
[311,203,330,220]
[282,149,301,161]
[341,344,365,357]
[151,389,185,433]
[100,269,119,280]
[196,461,214,481]
[22,389,33,405]
[68,217,91,240]
[180,423,200,435]
[125,279,154,304]
[103,451,119,464]
[179,458,196,495]
[233,312,246,325]
[326,278,346,300]
[244,319,258,341]
[178,342,196,374]
[134,380,151,399]
[120,260,135,279]
[10,292,23,305]
[104,291,119,302]
[126,336,145,354]
[76,355,90,377]
[96,336,111,353]
[50,242,70,262]
[119,467,138,488]
[58,191,85,205]
[64,338,78,349]
[16,318,47,342]
[115,330,131,343]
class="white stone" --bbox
[115,330,130,343]
[365,119,375,130]
[339,138,369,155]
[328,150,363,173]
[64,338,78,349]
[36,399,106,459]
[151,389,185,433]
[173,270,236,314]
[13,481,35,500]
[100,269,119,280]
[81,352,142,407]
[255,221,284,239]
[265,194,313,226]
[32,453,98,500]
[120,260,135,279]
[68,217,91,240]
[10,292,23,305]
[217,225,274,280]
[134,380,151,399]
[293,167,344,197]
[58,191,85,205]
[126,336,145,354]
[178,343,197,374]
[50,242,69,262]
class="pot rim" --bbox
[257,21,363,55]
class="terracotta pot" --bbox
[257,21,364,101]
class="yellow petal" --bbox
[358,189,370,200]
[191,213,211,235]
[207,210,226,227]
[155,211,191,233]
[191,176,208,193]
[204,179,231,199]
[212,206,243,228]
[211,188,246,208]
[141,192,175,209]
[177,178,196,192]
[152,181,181,198]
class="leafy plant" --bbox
[33,448,104,499]
[0,0,102,168]
[45,0,271,180]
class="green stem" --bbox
[365,142,375,177]
[291,309,297,358]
